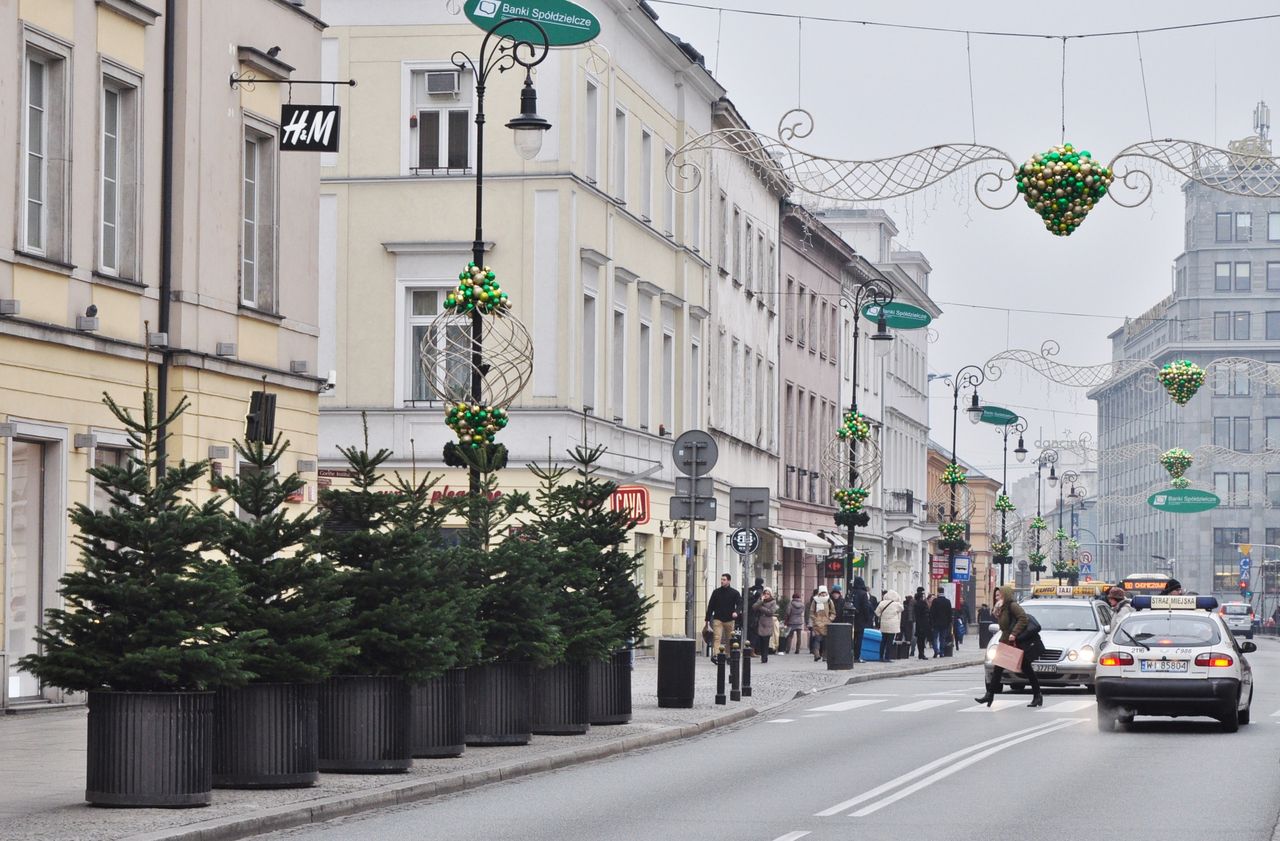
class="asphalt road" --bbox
[262,640,1280,841]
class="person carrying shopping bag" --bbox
[974,584,1045,708]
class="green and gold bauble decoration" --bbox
[1029,515,1047,531]
[1015,143,1113,236]
[837,410,872,442]
[1053,528,1068,542]
[1157,360,1205,405]
[444,402,509,448]
[1028,550,1047,572]
[995,494,1015,513]
[938,519,969,552]
[1160,447,1193,482]
[992,540,1013,562]
[1170,477,1191,489]
[834,486,870,513]
[941,463,967,486]
[444,262,512,316]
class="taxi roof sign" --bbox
[1132,595,1218,611]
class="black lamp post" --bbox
[941,365,985,581]
[1033,448,1058,582]
[452,19,551,496]
[993,415,1028,586]
[838,280,895,593]
[1054,469,1084,583]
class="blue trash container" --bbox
[860,628,882,662]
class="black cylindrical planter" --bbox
[588,650,632,725]
[317,676,411,773]
[531,661,590,736]
[465,662,532,746]
[411,669,466,758]
[213,683,318,789]
[657,638,696,708]
[86,690,213,807]
[826,623,854,670]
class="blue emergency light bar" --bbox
[1130,595,1218,611]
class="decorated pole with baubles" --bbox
[444,262,511,316]
[837,411,871,442]
[1015,144,1114,237]
[833,486,870,513]
[445,402,509,450]
[941,463,967,486]
[1157,360,1206,405]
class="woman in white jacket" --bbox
[875,589,904,661]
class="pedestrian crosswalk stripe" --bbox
[801,713,827,718]
[959,699,1024,712]
[885,700,959,713]
[1271,709,1280,716]
[766,719,795,723]
[808,698,886,713]
[1038,699,1096,713]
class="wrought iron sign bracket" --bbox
[228,74,357,94]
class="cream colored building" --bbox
[316,0,727,639]
[0,0,324,706]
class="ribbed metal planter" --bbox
[317,676,412,774]
[86,690,213,807]
[531,661,590,736]
[213,683,318,789]
[464,662,532,746]
[588,650,632,725]
[410,669,466,758]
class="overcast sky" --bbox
[650,0,1280,490]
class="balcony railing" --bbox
[886,489,915,517]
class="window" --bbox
[661,332,674,430]
[732,207,741,281]
[1215,263,1231,292]
[1234,416,1251,452]
[22,43,68,260]
[242,128,277,311]
[638,322,651,430]
[688,182,701,250]
[1216,212,1233,242]
[640,129,652,220]
[717,192,728,269]
[1214,416,1231,448]
[100,74,140,279]
[1234,311,1251,340]
[612,109,627,201]
[24,55,46,252]
[785,276,796,339]
[1214,311,1231,340]
[662,148,674,235]
[1214,527,1250,592]
[1267,473,1280,506]
[584,81,598,182]
[819,301,828,359]
[411,69,472,171]
[1237,212,1252,242]
[1268,263,1280,291]
[1215,472,1250,507]
[1235,262,1252,291]
[689,340,701,428]
[1271,212,1280,241]
[92,447,129,512]
[611,310,626,420]
[410,289,467,402]
[1266,416,1280,448]
[744,220,754,291]
[582,294,596,412]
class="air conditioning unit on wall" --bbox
[426,70,460,96]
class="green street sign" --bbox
[979,405,1019,426]
[1147,488,1220,514]
[862,301,932,330]
[464,0,601,47]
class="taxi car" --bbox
[984,593,1113,690]
[1095,595,1256,733]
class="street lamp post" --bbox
[1033,448,1058,582]
[839,280,895,593]
[451,19,551,497]
[943,365,986,581]
[995,415,1028,586]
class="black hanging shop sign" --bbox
[279,104,341,153]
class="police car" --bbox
[983,591,1112,690]
[1095,595,1256,733]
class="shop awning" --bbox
[766,527,831,552]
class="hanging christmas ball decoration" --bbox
[833,486,870,513]
[444,262,512,316]
[1170,476,1191,490]
[1030,516,1047,531]
[941,463,967,486]
[995,494,1016,513]
[1053,528,1069,542]
[992,540,1013,558]
[1015,144,1113,237]
[1157,360,1205,405]
[938,520,968,541]
[444,401,510,448]
[837,410,872,442]
[1160,447,1193,480]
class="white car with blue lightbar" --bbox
[984,597,1112,689]
[1095,595,1255,733]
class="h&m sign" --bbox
[279,104,340,152]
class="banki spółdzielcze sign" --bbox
[464,0,601,47]
[279,104,340,153]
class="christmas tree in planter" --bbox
[18,387,247,807]
[209,436,353,788]
[311,419,470,772]
[525,445,652,729]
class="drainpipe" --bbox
[156,0,176,470]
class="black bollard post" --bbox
[742,637,753,697]
[729,642,741,702]
[714,649,726,705]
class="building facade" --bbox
[1090,108,1280,599]
[0,0,324,705]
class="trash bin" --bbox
[826,623,854,670]
[657,637,696,708]
[978,621,995,649]
[860,628,882,662]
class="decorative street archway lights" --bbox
[1030,448,1059,581]
[992,415,1028,586]
[938,364,986,580]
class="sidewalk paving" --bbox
[0,645,983,841]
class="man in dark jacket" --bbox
[930,589,953,657]
[746,577,765,654]
[850,577,873,662]
[912,586,931,659]
[705,574,741,658]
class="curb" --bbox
[121,707,756,841]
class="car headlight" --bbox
[1071,645,1096,664]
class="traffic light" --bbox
[1116,532,1125,552]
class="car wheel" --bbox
[1247,631,1254,640]
[1221,696,1241,733]
[1239,705,1251,725]
[1097,704,1117,733]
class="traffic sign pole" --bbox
[673,430,718,640]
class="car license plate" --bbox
[1139,660,1188,673]
[1033,663,1057,673]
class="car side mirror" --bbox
[1102,624,1110,633]
[1241,641,1257,653]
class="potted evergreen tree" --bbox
[312,423,468,772]
[19,389,248,807]
[210,436,352,788]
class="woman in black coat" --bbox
[912,588,931,660]
[974,584,1044,707]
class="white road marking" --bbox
[848,719,1082,816]
[884,699,959,713]
[1039,699,1097,713]
[1270,709,1280,716]
[769,833,811,841]
[813,719,1072,817]
[958,699,1023,712]
[766,719,795,724]
[807,698,888,712]
[801,714,827,718]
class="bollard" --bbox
[714,649,726,705]
[741,637,753,697]
[729,643,741,702]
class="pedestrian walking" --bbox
[704,573,741,659]
[807,585,835,661]
[974,583,1045,708]
[782,593,806,654]
[746,577,765,654]
[912,586,931,660]
[875,589,903,661]
[830,585,847,625]
[1106,587,1133,629]
[930,589,953,657]
[952,605,966,649]
[752,588,778,661]
[1161,578,1183,596]
[901,594,915,653]
[850,576,873,662]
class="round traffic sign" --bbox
[673,429,719,476]
[730,527,760,555]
